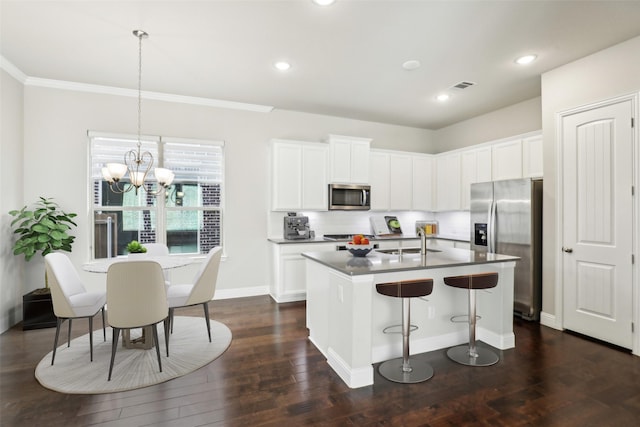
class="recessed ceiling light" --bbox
[312,0,336,6]
[402,60,421,70]
[274,61,292,71]
[436,94,450,102]
[515,54,537,65]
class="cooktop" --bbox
[323,234,376,241]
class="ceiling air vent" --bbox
[451,81,476,90]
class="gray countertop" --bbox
[301,247,518,276]
[268,234,470,244]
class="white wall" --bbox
[6,83,435,330]
[432,97,542,153]
[0,69,25,333]
[540,35,640,321]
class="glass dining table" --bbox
[82,255,194,349]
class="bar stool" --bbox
[444,272,499,366]
[376,279,434,383]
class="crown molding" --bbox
[0,57,273,113]
[0,55,27,83]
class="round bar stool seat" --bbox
[445,272,499,367]
[376,279,434,384]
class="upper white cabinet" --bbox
[389,153,413,211]
[369,151,390,210]
[460,147,492,210]
[522,134,543,178]
[328,134,371,184]
[370,149,420,211]
[435,152,461,211]
[492,139,523,181]
[412,154,434,211]
[271,139,328,211]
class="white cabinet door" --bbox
[522,134,543,178]
[492,139,523,181]
[389,154,412,210]
[270,242,335,303]
[369,151,390,210]
[302,144,328,210]
[412,155,433,211]
[328,135,371,184]
[435,153,461,211]
[460,146,492,210]
[271,143,302,210]
[350,141,371,184]
[272,140,328,211]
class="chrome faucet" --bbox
[418,227,428,261]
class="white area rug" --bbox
[35,316,232,394]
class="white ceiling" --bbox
[2,0,640,130]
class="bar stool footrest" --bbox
[378,354,434,384]
[449,314,482,323]
[446,344,499,367]
[382,324,418,334]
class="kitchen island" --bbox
[303,247,519,388]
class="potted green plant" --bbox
[126,240,147,258]
[9,197,77,330]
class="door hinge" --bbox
[633,322,635,333]
[632,254,635,264]
[632,117,635,128]
[633,186,635,196]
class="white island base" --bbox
[304,250,517,388]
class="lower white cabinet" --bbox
[270,242,335,303]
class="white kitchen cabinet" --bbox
[328,134,371,184]
[412,154,434,211]
[369,150,412,211]
[369,151,390,210]
[270,242,335,302]
[389,154,413,210]
[460,146,492,210]
[492,139,522,181]
[435,152,461,211]
[522,134,543,178]
[271,139,328,211]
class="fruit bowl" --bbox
[346,242,374,257]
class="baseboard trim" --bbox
[540,311,562,330]
[213,286,269,300]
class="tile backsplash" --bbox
[269,210,470,239]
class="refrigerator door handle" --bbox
[489,200,497,253]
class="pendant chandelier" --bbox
[101,30,174,195]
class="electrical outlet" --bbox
[338,284,343,303]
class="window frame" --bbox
[88,131,225,260]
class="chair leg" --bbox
[108,328,121,381]
[101,307,106,341]
[67,318,72,347]
[89,316,94,362]
[203,302,212,342]
[169,308,174,334]
[152,323,162,373]
[51,317,63,366]
[163,318,170,357]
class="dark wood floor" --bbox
[1,295,640,426]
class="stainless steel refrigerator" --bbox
[470,178,543,321]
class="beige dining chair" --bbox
[45,252,107,366]
[106,260,170,381]
[166,246,222,342]
[143,243,171,286]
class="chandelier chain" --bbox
[137,31,143,151]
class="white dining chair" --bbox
[144,243,171,286]
[166,247,222,342]
[45,252,106,366]
[106,260,170,381]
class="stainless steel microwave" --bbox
[328,184,371,211]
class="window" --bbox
[89,132,224,258]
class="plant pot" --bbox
[23,288,56,330]
[127,253,148,259]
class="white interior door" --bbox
[562,99,634,348]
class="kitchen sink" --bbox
[375,248,441,255]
